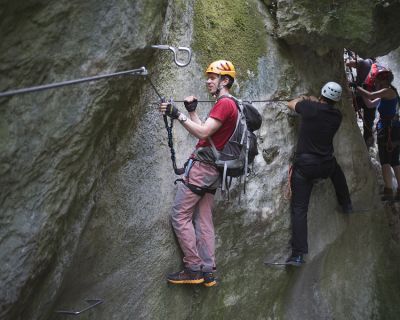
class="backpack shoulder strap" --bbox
[208,137,219,160]
[217,93,240,105]
[218,94,245,114]
[208,94,244,154]
[207,95,235,160]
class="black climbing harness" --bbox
[160,97,185,175]
[147,90,291,176]
[146,76,185,175]
[173,159,217,196]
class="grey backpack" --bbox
[208,95,262,195]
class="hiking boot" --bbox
[167,268,204,285]
[381,188,394,201]
[341,203,353,214]
[203,271,217,287]
[285,254,305,267]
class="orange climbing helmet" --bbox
[206,60,236,79]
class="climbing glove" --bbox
[165,102,181,119]
[184,98,198,112]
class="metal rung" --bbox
[55,299,103,315]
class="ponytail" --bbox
[391,85,399,97]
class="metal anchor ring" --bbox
[152,45,192,67]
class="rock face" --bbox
[0,0,399,319]
[272,0,400,57]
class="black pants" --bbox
[356,96,376,146]
[290,154,351,255]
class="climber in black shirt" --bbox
[286,82,353,266]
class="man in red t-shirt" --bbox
[159,60,238,286]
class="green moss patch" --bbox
[193,0,267,82]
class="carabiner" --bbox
[152,45,192,67]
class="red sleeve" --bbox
[195,97,238,150]
[209,98,235,123]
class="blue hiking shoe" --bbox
[285,254,305,267]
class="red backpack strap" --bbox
[364,63,378,91]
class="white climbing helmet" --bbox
[321,82,342,102]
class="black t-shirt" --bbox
[295,100,342,156]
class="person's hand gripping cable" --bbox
[184,97,198,112]
[159,98,181,119]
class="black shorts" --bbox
[378,138,400,166]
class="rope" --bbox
[148,77,184,176]
[150,98,291,105]
[163,113,182,174]
[158,90,181,174]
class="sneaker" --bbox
[203,272,217,287]
[285,254,305,267]
[167,268,204,284]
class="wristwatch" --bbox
[178,113,188,123]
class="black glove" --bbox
[184,99,198,112]
[348,82,357,89]
[165,102,180,119]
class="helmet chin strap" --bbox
[213,76,225,98]
[319,96,327,104]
